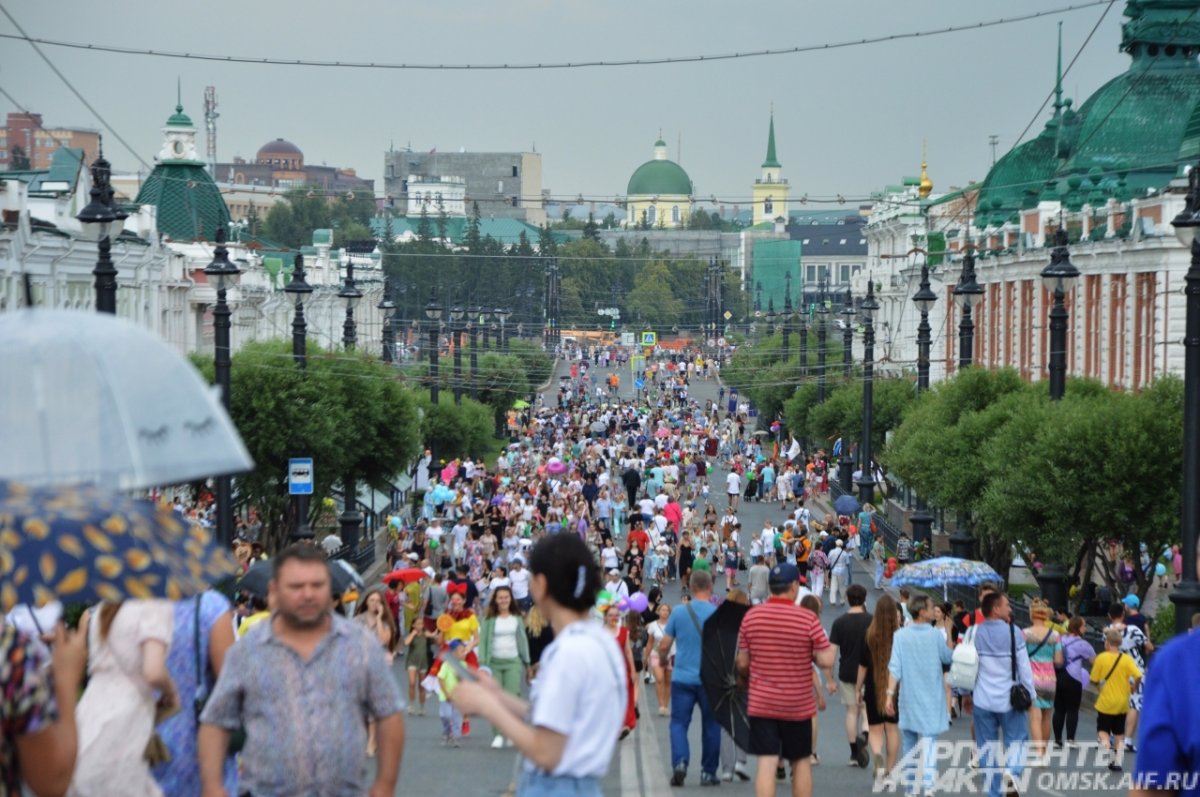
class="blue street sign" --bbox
[635,378,645,391]
[288,458,314,495]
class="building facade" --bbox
[0,112,100,171]
[751,113,790,227]
[383,149,545,226]
[625,138,693,229]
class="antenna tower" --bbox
[204,86,219,176]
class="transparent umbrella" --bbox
[0,309,253,491]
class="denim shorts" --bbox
[517,770,602,797]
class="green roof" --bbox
[3,148,84,194]
[627,159,692,196]
[166,103,194,128]
[369,214,543,247]
[134,162,230,242]
[762,114,780,169]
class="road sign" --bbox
[723,311,732,320]
[754,310,762,318]
[706,338,716,347]
[288,458,314,495]
[641,331,657,347]
[620,332,635,346]
[635,377,645,391]
[717,336,727,347]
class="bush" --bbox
[1149,602,1175,645]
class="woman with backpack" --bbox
[1052,616,1096,748]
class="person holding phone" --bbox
[449,534,625,797]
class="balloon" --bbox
[629,592,649,613]
[428,538,439,550]
[595,589,614,607]
[617,597,632,611]
[887,557,898,570]
[389,516,402,529]
[1155,562,1167,577]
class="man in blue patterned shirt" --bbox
[199,545,405,797]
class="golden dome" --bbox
[918,159,933,199]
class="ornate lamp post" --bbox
[815,279,829,403]
[338,258,363,350]
[856,277,881,507]
[424,289,442,404]
[203,228,241,546]
[481,307,493,351]
[799,308,809,377]
[76,147,128,313]
[284,254,313,539]
[840,289,855,379]
[766,297,776,336]
[950,242,984,559]
[781,271,793,361]
[909,263,938,546]
[468,303,481,401]
[450,301,465,405]
[496,307,511,352]
[1170,163,1200,635]
[378,286,396,364]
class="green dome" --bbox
[166,103,194,128]
[627,159,692,196]
[977,126,1059,215]
[134,163,230,242]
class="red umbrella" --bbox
[383,568,428,586]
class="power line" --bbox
[0,4,151,171]
[0,3,1109,73]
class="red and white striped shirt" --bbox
[737,598,830,720]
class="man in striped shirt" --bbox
[736,562,836,797]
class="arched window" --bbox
[672,205,680,224]
[764,196,773,215]
[647,205,657,225]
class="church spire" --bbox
[1053,21,1064,119]
[762,107,780,169]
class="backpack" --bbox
[949,625,980,691]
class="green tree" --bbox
[806,378,915,457]
[582,212,601,243]
[505,338,554,389]
[625,260,682,325]
[466,201,483,254]
[537,224,557,256]
[8,144,30,171]
[417,396,494,461]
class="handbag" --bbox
[949,625,979,691]
[1027,629,1057,701]
[192,595,246,754]
[1009,624,1033,712]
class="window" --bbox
[802,238,809,245]
[840,264,851,284]
[672,205,680,224]
[806,265,817,284]
[647,205,657,225]
[512,165,519,177]
[498,180,504,193]
[512,196,519,207]
[764,196,773,215]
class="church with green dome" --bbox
[625,137,694,228]
[134,99,230,242]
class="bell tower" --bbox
[752,107,790,226]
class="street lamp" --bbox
[953,241,983,369]
[203,227,241,547]
[284,254,313,540]
[1035,225,1081,613]
[1170,162,1200,635]
[378,287,397,364]
[424,289,442,405]
[840,289,855,379]
[496,306,511,352]
[766,297,777,336]
[338,258,363,350]
[909,263,937,547]
[76,147,128,313]
[480,307,493,351]
[856,277,880,507]
[450,301,465,405]
[815,279,829,403]
[782,271,793,362]
[468,303,481,401]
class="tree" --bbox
[806,378,915,458]
[537,224,557,256]
[582,212,601,243]
[466,201,483,254]
[416,395,494,461]
[8,144,30,171]
[625,260,683,325]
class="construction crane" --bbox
[204,86,219,177]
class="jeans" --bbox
[440,699,463,739]
[517,770,602,797]
[670,681,721,776]
[874,559,884,589]
[900,730,940,795]
[973,707,1029,797]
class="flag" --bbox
[787,437,801,461]
[832,437,843,457]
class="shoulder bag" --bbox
[1009,623,1033,712]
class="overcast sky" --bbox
[1,1,1135,206]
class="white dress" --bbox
[69,599,173,797]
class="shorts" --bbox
[1096,711,1126,736]
[838,681,858,708]
[406,637,429,671]
[748,716,813,762]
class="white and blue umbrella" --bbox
[890,556,1003,600]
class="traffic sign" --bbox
[641,331,657,346]
[717,336,727,347]
[635,377,645,391]
[723,311,732,320]
[706,338,716,347]
[288,458,314,495]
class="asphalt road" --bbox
[376,353,1125,796]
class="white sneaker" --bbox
[491,736,505,749]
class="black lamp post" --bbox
[425,289,442,404]
[841,288,855,379]
[450,301,465,405]
[1170,162,1200,636]
[755,281,763,314]
[76,147,128,314]
[378,286,396,364]
[1036,225,1081,613]
[782,271,793,362]
[799,310,809,377]
[816,279,829,403]
[856,277,880,507]
[468,303,481,401]
[954,242,983,370]
[338,258,363,350]
[766,297,776,336]
[481,307,493,351]
[284,254,313,540]
[496,307,511,352]
[910,263,937,547]
[203,228,241,547]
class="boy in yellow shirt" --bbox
[1090,628,1142,772]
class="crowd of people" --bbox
[4,346,1200,797]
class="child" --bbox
[1089,628,1142,771]
[433,639,472,746]
[723,542,740,588]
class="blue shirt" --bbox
[887,622,953,735]
[1135,631,1200,796]
[970,619,1035,714]
[664,600,717,685]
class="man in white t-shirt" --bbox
[637,497,656,526]
[605,569,630,603]
[793,504,813,534]
[508,559,531,611]
[451,520,470,568]
[759,522,777,560]
[725,471,741,511]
